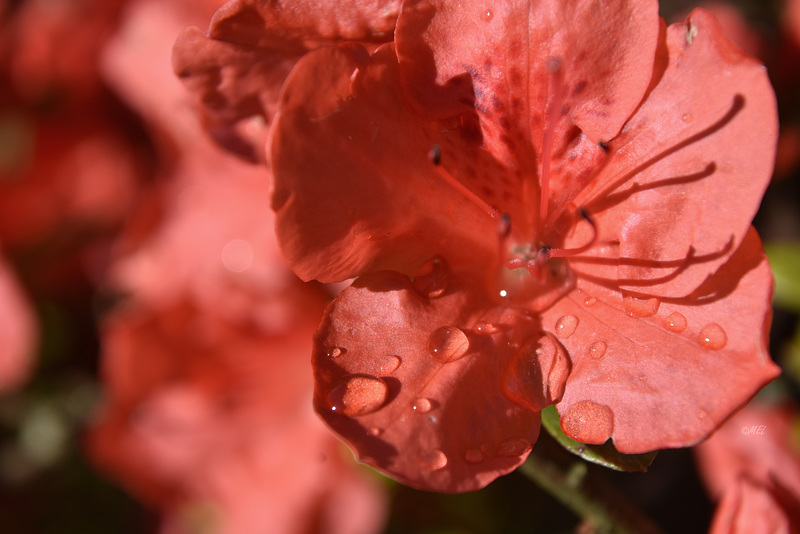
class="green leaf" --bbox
[541,405,657,472]
[765,242,800,313]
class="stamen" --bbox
[547,208,598,259]
[429,144,499,219]
[539,58,567,227]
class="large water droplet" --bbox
[561,401,614,444]
[665,312,687,333]
[496,438,532,457]
[623,295,660,318]
[412,397,433,414]
[699,323,727,350]
[555,315,578,339]
[474,322,499,335]
[377,354,401,374]
[418,449,448,471]
[589,341,607,359]
[428,326,470,363]
[464,448,484,464]
[327,375,388,416]
[412,257,449,299]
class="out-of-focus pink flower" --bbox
[695,401,800,533]
[0,252,36,393]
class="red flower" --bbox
[269,0,780,491]
[694,401,800,533]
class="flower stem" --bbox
[518,434,664,534]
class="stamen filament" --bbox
[547,208,598,259]
[430,145,499,219]
[540,58,566,227]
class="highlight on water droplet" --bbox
[665,312,688,333]
[699,323,727,350]
[412,397,433,414]
[481,8,493,21]
[327,375,389,416]
[428,326,470,363]
[623,295,660,318]
[589,341,607,359]
[554,315,578,339]
[464,448,485,464]
[418,449,448,471]
[496,438,532,457]
[474,322,499,335]
[411,257,449,299]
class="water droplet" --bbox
[496,438,532,457]
[481,8,493,22]
[377,354,401,374]
[589,341,607,359]
[327,347,345,359]
[682,112,693,123]
[464,448,484,464]
[474,322,499,335]
[561,401,614,444]
[699,323,727,350]
[412,397,433,414]
[412,257,449,299]
[623,295,660,318]
[367,426,382,437]
[698,410,707,420]
[665,312,687,332]
[428,326,470,363]
[583,295,597,306]
[327,375,388,416]
[418,449,448,471]
[555,315,578,339]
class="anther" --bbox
[429,144,442,165]
[599,141,609,153]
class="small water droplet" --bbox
[412,397,433,414]
[589,341,607,359]
[682,112,693,123]
[555,315,578,339]
[623,295,660,318]
[665,312,687,332]
[327,347,345,359]
[378,354,401,374]
[464,448,484,464]
[418,449,448,471]
[327,375,388,416]
[583,295,597,306]
[698,410,707,420]
[474,322,499,335]
[428,326,470,363]
[481,8,493,22]
[412,257,449,299]
[699,323,727,350]
[367,426,382,437]
[496,438,532,457]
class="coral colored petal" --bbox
[577,9,778,297]
[0,257,37,393]
[270,45,495,283]
[709,478,793,534]
[548,228,778,452]
[312,268,541,492]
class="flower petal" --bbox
[576,8,778,297]
[547,227,779,453]
[270,44,495,283]
[312,267,540,492]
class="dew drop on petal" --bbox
[699,323,727,350]
[496,438,532,457]
[665,312,688,333]
[367,426,382,437]
[698,410,707,420]
[481,8,493,22]
[377,354,401,374]
[418,449,448,471]
[412,257,449,299]
[327,375,388,416]
[327,347,346,359]
[474,322,499,335]
[623,296,660,318]
[682,112,693,123]
[412,397,433,414]
[589,341,607,359]
[583,295,597,306]
[561,401,614,444]
[464,448,485,464]
[428,326,470,363]
[555,315,578,339]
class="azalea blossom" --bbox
[268,0,780,492]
